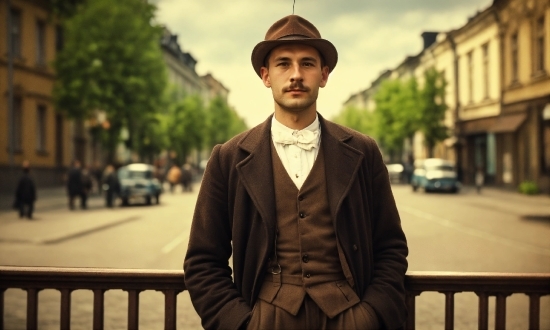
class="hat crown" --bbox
[264,15,321,41]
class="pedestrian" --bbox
[475,167,484,194]
[181,163,193,192]
[67,160,84,210]
[14,160,36,219]
[183,15,408,330]
[102,164,119,208]
[166,164,181,193]
[81,165,93,209]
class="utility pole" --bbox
[6,0,15,167]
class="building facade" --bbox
[0,0,73,193]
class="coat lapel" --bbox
[236,115,277,231]
[320,115,364,220]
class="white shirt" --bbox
[271,115,321,189]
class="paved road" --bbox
[1,182,549,329]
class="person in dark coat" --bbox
[80,165,93,209]
[181,163,193,192]
[67,160,84,210]
[102,164,119,207]
[183,15,408,330]
[14,161,36,219]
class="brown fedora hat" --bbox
[251,15,338,77]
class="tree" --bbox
[332,106,374,137]
[164,94,206,164]
[53,0,167,162]
[418,68,448,157]
[204,97,248,149]
[373,77,421,160]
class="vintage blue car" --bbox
[117,163,162,205]
[411,158,461,193]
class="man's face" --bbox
[260,44,329,115]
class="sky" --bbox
[153,0,493,128]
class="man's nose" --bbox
[289,63,303,82]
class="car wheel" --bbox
[145,196,152,205]
[155,194,160,204]
[122,198,129,206]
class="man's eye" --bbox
[303,62,314,67]
[277,62,289,67]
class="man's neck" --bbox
[273,107,317,130]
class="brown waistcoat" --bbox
[258,143,359,318]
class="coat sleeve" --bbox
[183,145,251,330]
[362,138,409,329]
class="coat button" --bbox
[305,273,311,278]
[353,244,358,251]
[299,212,305,218]
[298,196,303,201]
[302,254,309,263]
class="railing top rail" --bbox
[1,266,549,294]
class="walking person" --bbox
[181,163,193,192]
[475,167,484,194]
[67,160,84,210]
[14,160,36,219]
[166,164,181,193]
[184,15,408,330]
[102,165,119,208]
[81,165,93,209]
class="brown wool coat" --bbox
[183,114,408,330]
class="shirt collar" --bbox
[271,114,320,136]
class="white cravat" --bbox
[271,115,321,189]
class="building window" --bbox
[467,51,473,103]
[36,20,46,65]
[482,43,489,99]
[55,25,64,52]
[8,97,23,151]
[37,105,47,151]
[8,9,22,57]
[535,16,545,73]
[511,33,519,83]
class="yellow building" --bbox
[495,0,550,193]
[0,0,72,192]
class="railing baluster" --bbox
[25,288,40,330]
[528,293,540,330]
[476,292,489,330]
[163,290,178,330]
[127,290,140,330]
[1,288,5,330]
[93,289,106,330]
[494,294,508,329]
[443,292,455,330]
[60,289,72,330]
[406,292,420,330]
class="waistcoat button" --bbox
[298,196,303,201]
[302,254,309,263]
[299,212,305,218]
[353,244,358,251]
[305,273,311,278]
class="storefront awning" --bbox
[491,113,527,133]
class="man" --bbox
[67,160,84,210]
[14,160,36,219]
[184,15,408,330]
[102,164,119,207]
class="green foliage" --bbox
[373,77,421,154]
[518,181,539,195]
[418,68,448,156]
[164,94,206,164]
[204,97,248,149]
[332,106,374,136]
[53,0,167,160]
[50,0,85,18]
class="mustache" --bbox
[284,82,309,92]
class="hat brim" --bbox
[251,38,338,77]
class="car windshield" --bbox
[426,165,454,171]
[119,169,153,179]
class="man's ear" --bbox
[319,66,329,88]
[260,67,271,87]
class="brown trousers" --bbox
[247,294,380,330]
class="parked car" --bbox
[386,163,405,183]
[411,158,461,193]
[117,163,162,205]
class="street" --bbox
[1,182,549,329]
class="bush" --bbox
[518,181,539,195]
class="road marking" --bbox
[161,232,187,254]
[400,205,550,257]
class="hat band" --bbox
[275,34,312,41]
